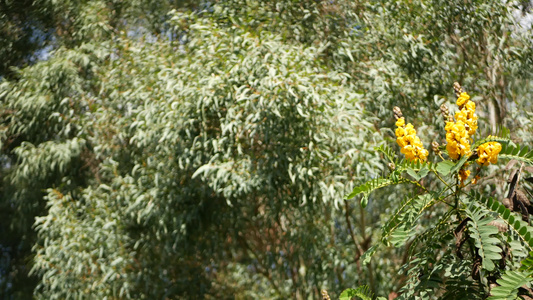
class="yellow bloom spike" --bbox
[394,114,428,162]
[476,142,502,166]
[444,85,478,160]
[456,92,470,107]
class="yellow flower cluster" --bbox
[445,92,478,160]
[476,142,502,166]
[395,117,428,162]
[445,121,471,160]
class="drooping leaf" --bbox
[382,194,436,247]
[464,203,502,272]
[487,270,533,300]
[361,244,379,266]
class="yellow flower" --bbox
[395,127,405,138]
[465,101,475,113]
[456,92,470,107]
[395,117,405,127]
[466,118,478,136]
[397,137,407,148]
[476,142,502,166]
[405,123,415,135]
[404,135,416,144]
[455,110,467,122]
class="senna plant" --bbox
[342,83,533,299]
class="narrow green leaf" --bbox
[361,245,378,266]
[406,168,420,181]
[418,166,429,179]
[436,161,454,176]
[487,270,533,300]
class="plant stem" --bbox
[344,199,364,261]
[454,176,462,220]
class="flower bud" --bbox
[440,104,449,120]
[448,115,454,123]
[453,82,463,98]
[393,106,403,120]
[321,290,331,300]
[432,141,440,154]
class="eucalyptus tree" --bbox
[1,0,379,298]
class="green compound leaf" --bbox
[375,144,397,164]
[499,143,533,166]
[471,191,533,253]
[390,228,410,247]
[520,252,533,273]
[344,177,409,208]
[339,285,373,300]
[395,159,427,173]
[408,210,454,257]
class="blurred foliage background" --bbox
[0,0,531,299]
